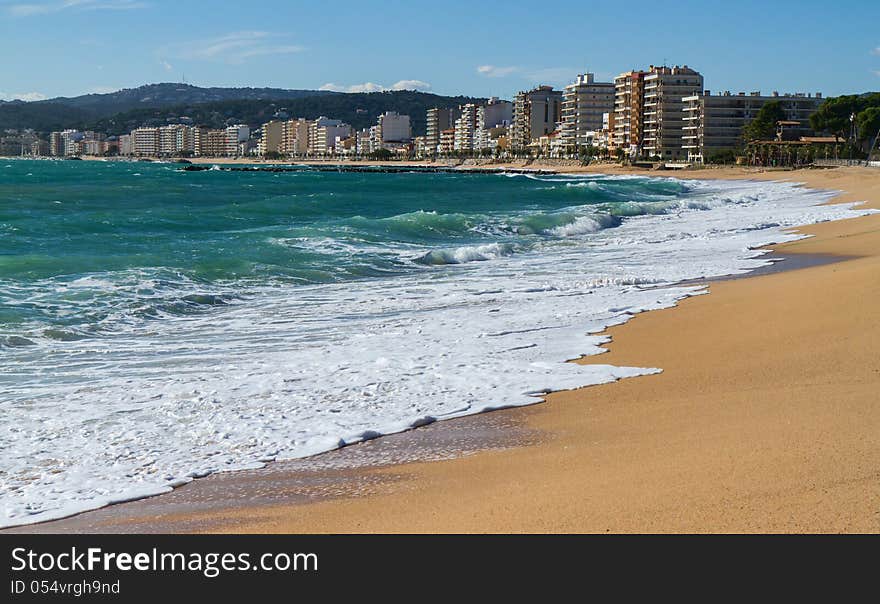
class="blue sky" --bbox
[0,0,878,101]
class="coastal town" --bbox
[1,64,877,166]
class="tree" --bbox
[369,148,394,161]
[856,106,880,143]
[743,101,785,142]
[810,94,870,141]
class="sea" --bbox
[0,159,871,527]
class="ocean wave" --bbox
[414,242,517,265]
[547,214,620,237]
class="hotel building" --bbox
[259,120,285,155]
[376,111,412,144]
[131,127,160,157]
[641,65,704,160]
[510,86,562,151]
[425,107,458,156]
[282,119,311,156]
[560,73,614,152]
[453,104,478,151]
[308,117,352,155]
[474,98,512,151]
[612,70,646,156]
[682,90,824,162]
[225,125,250,157]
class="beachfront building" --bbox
[225,125,250,157]
[474,98,513,152]
[157,124,195,156]
[682,90,824,163]
[425,107,458,156]
[335,136,357,156]
[510,86,562,152]
[641,65,704,160]
[560,73,614,155]
[612,70,647,157]
[376,111,411,144]
[453,104,478,152]
[355,128,375,155]
[439,128,455,155]
[193,127,227,157]
[48,131,64,157]
[259,120,285,156]
[282,119,311,156]
[413,136,429,158]
[131,127,160,157]
[308,117,352,156]
[118,134,133,156]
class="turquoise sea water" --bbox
[1,158,867,527]
[0,159,688,342]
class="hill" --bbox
[0,83,484,136]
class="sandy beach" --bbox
[6,165,879,534]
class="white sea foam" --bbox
[0,177,874,527]
[415,242,516,265]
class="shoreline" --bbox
[5,166,879,533]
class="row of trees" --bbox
[809,93,880,145]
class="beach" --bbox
[3,165,877,534]
[215,166,880,533]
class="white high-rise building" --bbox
[474,98,512,151]
[225,125,250,156]
[560,73,614,153]
[641,65,703,160]
[308,117,352,155]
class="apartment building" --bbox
[453,104,478,151]
[510,86,562,151]
[118,134,133,156]
[474,98,512,151]
[356,128,373,155]
[376,111,411,143]
[308,117,352,155]
[282,119,311,156]
[157,125,194,156]
[425,107,458,155]
[439,128,455,155]
[194,127,227,157]
[131,127,160,157]
[641,65,704,160]
[225,125,250,157]
[48,131,64,156]
[612,71,646,156]
[259,120,285,155]
[560,73,614,152]
[682,90,823,162]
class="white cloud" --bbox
[319,82,384,93]
[161,59,173,72]
[0,91,48,101]
[320,80,432,93]
[160,31,304,64]
[390,79,431,91]
[477,65,519,78]
[5,0,148,16]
